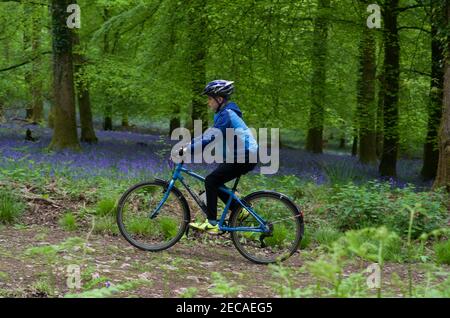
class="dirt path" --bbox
[0,224,439,298]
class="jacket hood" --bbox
[218,101,242,118]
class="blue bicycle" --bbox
[116,154,304,264]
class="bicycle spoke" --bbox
[117,181,188,251]
[231,192,303,264]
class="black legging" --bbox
[204,162,257,221]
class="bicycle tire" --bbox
[116,179,190,252]
[230,190,304,264]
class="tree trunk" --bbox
[121,112,129,128]
[422,4,445,181]
[306,0,329,153]
[352,132,358,157]
[0,100,5,123]
[23,5,33,121]
[73,28,98,144]
[49,0,79,151]
[379,0,400,177]
[103,107,113,130]
[376,76,384,158]
[357,16,377,164]
[48,101,55,128]
[188,0,208,133]
[30,6,43,124]
[433,3,450,192]
[102,8,113,131]
[78,87,98,142]
[339,135,346,149]
[169,104,181,136]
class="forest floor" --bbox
[0,193,438,298]
[0,225,432,298]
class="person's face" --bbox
[207,96,224,111]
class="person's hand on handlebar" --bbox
[178,145,189,157]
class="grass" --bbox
[64,280,151,298]
[25,237,86,259]
[208,272,243,297]
[159,217,179,239]
[0,271,9,281]
[313,225,342,247]
[300,230,311,249]
[434,240,450,265]
[93,216,119,235]
[179,287,199,298]
[0,188,26,224]
[31,277,55,297]
[58,212,78,231]
[95,198,117,217]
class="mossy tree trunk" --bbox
[73,28,98,143]
[379,0,400,177]
[422,3,445,181]
[357,11,378,164]
[306,0,330,153]
[188,0,208,134]
[433,2,450,192]
[49,0,79,151]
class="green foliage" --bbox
[64,280,151,298]
[264,224,289,247]
[58,212,78,231]
[327,182,449,238]
[0,271,9,281]
[179,287,198,298]
[320,160,364,184]
[31,277,55,297]
[434,240,450,265]
[299,229,311,249]
[313,225,342,247]
[95,198,117,217]
[93,216,119,235]
[158,216,179,239]
[0,188,26,224]
[269,264,306,297]
[337,227,404,263]
[209,272,243,298]
[25,237,85,259]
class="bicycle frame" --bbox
[150,161,270,233]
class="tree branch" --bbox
[404,68,432,78]
[396,4,425,14]
[398,26,431,34]
[0,0,48,6]
[0,51,51,72]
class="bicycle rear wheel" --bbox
[230,191,303,264]
[117,179,190,251]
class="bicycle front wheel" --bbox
[230,191,304,264]
[117,180,190,251]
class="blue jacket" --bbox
[187,102,258,163]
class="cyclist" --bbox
[180,80,258,234]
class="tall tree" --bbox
[21,4,44,124]
[30,6,44,124]
[49,0,79,150]
[73,30,98,143]
[376,74,384,158]
[306,0,330,153]
[379,0,400,177]
[357,2,378,164]
[434,1,450,192]
[421,2,445,180]
[188,0,208,133]
[102,8,113,131]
